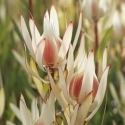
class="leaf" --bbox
[75,92,93,125]
[12,50,27,72]
[0,71,5,118]
[30,57,46,98]
[96,27,112,60]
[0,87,5,118]
[12,19,24,42]
[0,17,9,43]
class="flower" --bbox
[80,0,110,22]
[48,34,109,124]
[21,5,73,70]
[9,92,55,125]
[112,3,125,40]
[21,5,82,83]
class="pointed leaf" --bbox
[58,66,70,103]
[0,87,5,118]
[0,72,5,118]
[35,39,45,71]
[12,50,27,72]
[24,44,48,84]
[6,121,16,125]
[75,92,93,125]
[29,19,41,46]
[30,57,45,98]
[74,32,85,68]
[12,19,24,42]
[35,93,55,125]
[118,72,125,105]
[73,12,82,51]
[102,46,107,71]
[70,104,79,125]
[109,83,120,105]
[48,70,68,108]
[50,5,60,36]
[78,51,95,103]
[56,22,73,64]
[96,27,112,60]
[20,94,32,125]
[31,97,39,122]
[20,15,35,58]
[10,103,21,121]
[85,66,109,122]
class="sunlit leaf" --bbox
[30,57,46,98]
[0,71,5,118]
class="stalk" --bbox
[29,0,33,17]
[94,20,99,75]
[119,40,123,72]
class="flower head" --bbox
[21,5,73,71]
[9,92,55,125]
[112,3,125,40]
[80,0,110,22]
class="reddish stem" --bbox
[0,118,2,125]
[29,0,33,17]
[49,67,54,78]
[94,20,98,75]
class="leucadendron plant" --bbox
[48,38,109,125]
[9,4,109,125]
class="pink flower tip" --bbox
[51,4,55,7]
[70,21,73,24]
[107,65,110,68]
[64,7,67,11]
[90,49,94,53]
[20,14,23,17]
[29,17,32,21]
[19,99,25,105]
[29,11,33,19]
[102,65,110,73]
[46,9,48,13]
[80,11,83,14]
[20,93,23,96]
[82,31,85,35]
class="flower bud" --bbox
[69,73,99,101]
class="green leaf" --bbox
[0,17,9,43]
[96,27,112,60]
[12,19,24,42]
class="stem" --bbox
[29,0,33,17]
[48,67,54,78]
[119,40,123,72]
[0,118,2,125]
[94,20,98,75]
